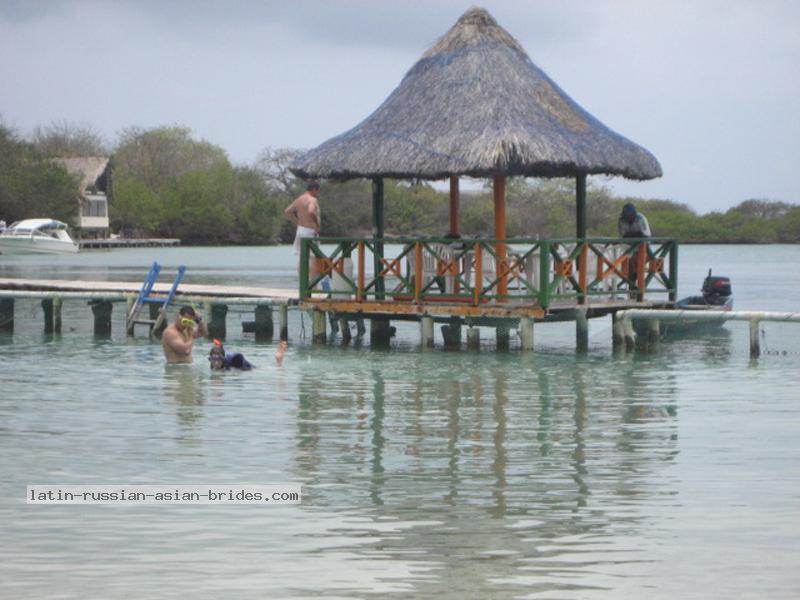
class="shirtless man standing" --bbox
[284,181,321,261]
[162,305,207,364]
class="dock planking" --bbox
[0,278,297,303]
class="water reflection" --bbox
[285,354,681,597]
[162,365,206,433]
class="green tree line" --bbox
[1,118,798,243]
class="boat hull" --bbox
[633,296,733,336]
[0,237,79,255]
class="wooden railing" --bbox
[300,237,678,309]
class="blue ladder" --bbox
[126,261,186,335]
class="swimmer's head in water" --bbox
[208,339,226,370]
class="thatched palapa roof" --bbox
[291,7,661,181]
[52,156,110,195]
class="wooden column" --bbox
[449,176,460,236]
[467,326,481,350]
[612,312,625,351]
[575,309,588,353]
[441,319,462,348]
[208,303,228,340]
[576,173,587,239]
[0,298,14,333]
[279,305,289,341]
[494,174,507,297]
[89,299,113,337]
[372,178,385,300]
[42,297,62,334]
[519,318,535,351]
[312,309,326,344]
[254,305,274,341]
[420,316,434,349]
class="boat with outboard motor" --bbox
[0,219,80,254]
[634,270,733,335]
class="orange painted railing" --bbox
[300,237,677,308]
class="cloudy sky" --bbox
[1,0,798,212]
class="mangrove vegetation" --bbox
[0,119,798,244]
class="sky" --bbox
[1,0,798,213]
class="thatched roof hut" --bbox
[52,157,110,195]
[291,7,661,182]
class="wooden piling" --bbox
[576,310,589,353]
[370,318,393,347]
[0,298,13,333]
[355,318,366,337]
[519,317,535,351]
[279,304,289,341]
[312,309,327,343]
[208,304,228,340]
[339,317,352,343]
[647,319,660,348]
[328,311,340,334]
[53,296,62,334]
[496,322,510,351]
[441,320,462,349]
[467,326,480,350]
[623,318,636,351]
[420,316,434,348]
[612,312,625,351]
[42,298,56,334]
[749,319,760,359]
[254,305,274,340]
[89,299,113,337]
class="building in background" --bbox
[52,157,111,239]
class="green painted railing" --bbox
[300,237,678,309]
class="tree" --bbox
[0,120,79,224]
[31,120,108,158]
[253,147,305,196]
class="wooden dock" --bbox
[0,277,297,340]
[79,238,181,249]
[0,276,666,353]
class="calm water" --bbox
[1,245,799,599]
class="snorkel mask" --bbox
[208,339,226,369]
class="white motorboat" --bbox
[0,219,80,254]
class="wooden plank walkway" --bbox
[79,238,180,249]
[0,278,298,304]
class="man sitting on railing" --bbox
[618,203,651,296]
[618,203,651,238]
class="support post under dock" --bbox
[254,305,274,341]
[647,319,660,348]
[519,318,535,351]
[420,316,434,349]
[279,305,289,341]
[370,318,393,347]
[612,312,625,352]
[42,297,62,334]
[208,304,228,340]
[0,298,13,333]
[575,309,589,353]
[441,320,462,349]
[496,322,510,350]
[467,326,480,350]
[312,309,327,344]
[750,320,760,359]
[89,299,113,337]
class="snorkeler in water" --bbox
[208,340,287,370]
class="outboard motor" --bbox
[701,269,732,306]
